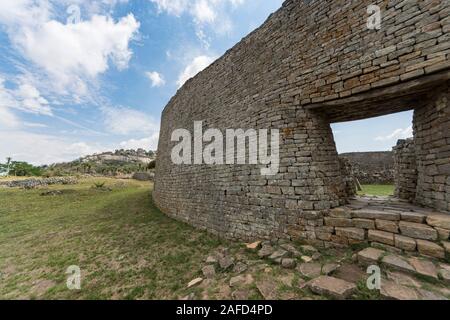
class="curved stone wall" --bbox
[154,0,450,241]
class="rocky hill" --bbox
[42,149,156,177]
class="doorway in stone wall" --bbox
[331,110,414,197]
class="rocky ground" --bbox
[182,239,450,300]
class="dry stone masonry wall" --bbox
[154,0,450,243]
[393,138,417,201]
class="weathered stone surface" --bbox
[256,279,278,300]
[368,230,395,246]
[218,255,235,270]
[436,228,450,240]
[297,263,322,278]
[187,278,203,288]
[205,255,218,264]
[353,209,399,221]
[246,241,262,250]
[408,257,438,279]
[269,249,289,261]
[153,0,450,243]
[329,207,352,218]
[426,214,450,230]
[394,235,417,251]
[399,221,438,241]
[376,219,399,233]
[416,240,445,259]
[324,217,353,227]
[307,276,356,299]
[202,265,216,279]
[233,262,248,274]
[382,255,415,273]
[230,274,253,287]
[281,258,296,269]
[380,281,420,300]
[335,227,365,240]
[299,245,318,254]
[353,218,375,229]
[231,289,251,300]
[321,263,339,275]
[443,241,450,254]
[280,243,301,257]
[400,212,426,223]
[357,247,385,265]
[258,245,274,258]
[386,271,422,288]
[439,264,450,284]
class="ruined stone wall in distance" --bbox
[393,138,417,201]
[154,0,450,241]
[340,152,394,184]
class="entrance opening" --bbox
[331,110,414,197]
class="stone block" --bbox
[352,209,399,221]
[307,276,356,300]
[368,230,395,246]
[357,247,385,265]
[426,214,450,230]
[394,235,417,251]
[376,219,399,233]
[329,207,352,218]
[399,221,438,241]
[416,240,445,259]
[324,217,353,227]
[353,218,375,229]
[382,255,415,273]
[400,212,426,223]
[335,227,365,240]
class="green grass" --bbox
[357,184,395,196]
[0,178,226,299]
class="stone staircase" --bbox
[323,196,450,260]
[357,247,450,300]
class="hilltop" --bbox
[42,149,156,177]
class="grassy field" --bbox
[358,184,395,197]
[0,178,229,299]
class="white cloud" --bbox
[0,130,108,165]
[0,0,140,102]
[177,55,216,87]
[0,76,52,130]
[146,71,165,87]
[375,126,413,141]
[150,0,246,45]
[102,106,160,135]
[119,132,159,150]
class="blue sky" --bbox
[0,0,413,165]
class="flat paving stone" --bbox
[408,257,438,279]
[297,263,322,278]
[307,276,356,300]
[357,247,385,265]
[380,281,420,300]
[382,254,415,273]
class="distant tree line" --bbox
[0,158,43,176]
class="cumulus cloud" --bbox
[0,130,108,165]
[102,106,160,135]
[0,76,52,131]
[119,132,160,150]
[374,126,413,141]
[0,0,140,102]
[146,71,165,87]
[177,55,216,87]
[150,0,246,46]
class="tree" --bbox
[6,157,11,176]
[9,161,42,176]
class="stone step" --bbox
[357,247,450,283]
[307,276,356,300]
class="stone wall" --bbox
[393,138,417,201]
[414,85,450,212]
[340,152,394,184]
[154,0,450,242]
